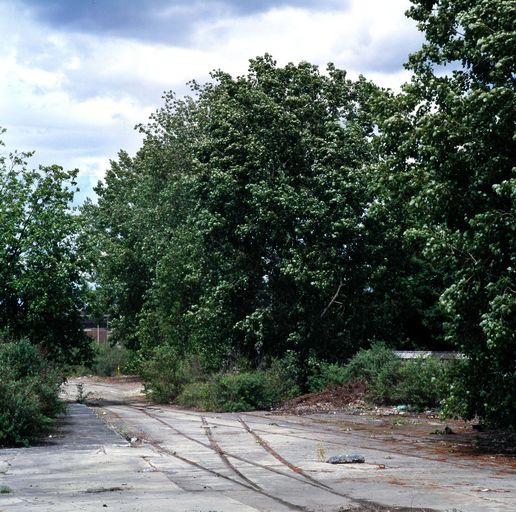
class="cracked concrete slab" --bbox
[1,377,515,512]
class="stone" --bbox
[326,454,365,464]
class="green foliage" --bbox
[388,358,451,410]
[306,357,350,393]
[86,2,515,428]
[177,382,214,410]
[149,351,299,411]
[371,0,515,427]
[139,345,191,403]
[74,382,92,404]
[87,57,387,370]
[340,343,400,388]
[209,365,299,412]
[0,131,92,365]
[209,372,268,412]
[306,344,458,411]
[0,339,64,447]
[92,343,131,377]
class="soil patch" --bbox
[278,381,367,415]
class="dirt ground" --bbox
[277,381,515,459]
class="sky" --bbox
[0,0,423,202]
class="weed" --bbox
[316,442,327,462]
[0,485,12,494]
[75,383,93,404]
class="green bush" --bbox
[0,339,64,447]
[139,345,190,403]
[209,365,299,412]
[93,343,132,377]
[175,357,299,412]
[341,343,459,410]
[341,343,400,385]
[177,382,214,410]
[390,358,447,409]
[306,358,349,393]
[209,371,271,412]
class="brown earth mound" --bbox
[278,381,367,415]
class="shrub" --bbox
[177,382,214,410]
[210,372,264,411]
[0,339,64,447]
[341,343,459,410]
[93,343,131,377]
[209,364,299,412]
[306,358,349,393]
[209,371,270,412]
[175,355,299,411]
[342,343,400,384]
[139,345,190,403]
[390,358,447,409]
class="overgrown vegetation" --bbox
[0,131,92,366]
[142,344,456,414]
[0,131,91,446]
[0,339,64,447]
[83,0,514,428]
[0,0,513,439]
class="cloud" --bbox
[16,0,336,45]
[1,0,422,201]
[192,1,422,78]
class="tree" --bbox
[376,0,515,426]
[90,57,391,372]
[0,130,91,364]
[184,57,382,364]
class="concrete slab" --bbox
[2,377,515,512]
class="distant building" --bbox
[82,314,110,344]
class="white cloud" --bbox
[0,0,421,198]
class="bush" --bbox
[0,339,64,447]
[139,345,190,403]
[175,356,299,412]
[93,343,132,377]
[390,358,448,409]
[303,344,459,411]
[177,382,214,410]
[341,343,459,410]
[306,358,349,393]
[208,364,299,412]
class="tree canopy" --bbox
[0,130,91,364]
[86,1,515,427]
[2,0,511,427]
[88,58,398,369]
[374,0,515,425]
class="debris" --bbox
[277,381,367,415]
[326,454,365,464]
[85,486,126,494]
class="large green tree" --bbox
[376,0,515,426]
[90,57,397,371]
[0,131,91,364]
